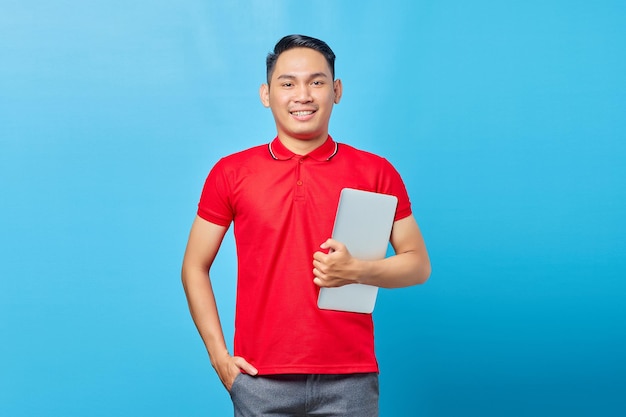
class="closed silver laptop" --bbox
[317,188,398,313]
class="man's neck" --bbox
[278,134,328,155]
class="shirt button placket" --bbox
[295,157,305,200]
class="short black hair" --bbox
[266,34,336,84]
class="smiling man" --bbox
[182,34,431,417]
[260,46,341,153]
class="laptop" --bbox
[317,188,398,314]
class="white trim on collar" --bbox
[268,141,339,161]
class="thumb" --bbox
[321,238,343,253]
[319,238,333,251]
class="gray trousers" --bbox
[229,373,379,417]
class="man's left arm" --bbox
[313,214,431,288]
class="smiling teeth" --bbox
[292,111,313,116]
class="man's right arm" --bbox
[181,216,258,390]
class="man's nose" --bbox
[294,84,312,102]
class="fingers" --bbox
[313,240,349,273]
[313,263,352,288]
[312,265,328,287]
[312,251,326,263]
[313,239,356,288]
[216,354,258,391]
[312,258,326,273]
[313,257,334,283]
[313,274,351,288]
[233,356,258,376]
[313,275,341,287]
[313,239,348,265]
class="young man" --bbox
[182,34,431,416]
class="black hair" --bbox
[266,34,336,84]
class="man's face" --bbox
[260,47,342,152]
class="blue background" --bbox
[1,1,625,416]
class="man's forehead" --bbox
[273,48,332,78]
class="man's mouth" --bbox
[290,110,315,116]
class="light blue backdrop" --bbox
[1,1,624,416]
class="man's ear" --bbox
[333,79,343,104]
[260,83,270,107]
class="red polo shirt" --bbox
[198,136,411,375]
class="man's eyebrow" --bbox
[276,72,330,80]
[308,72,330,79]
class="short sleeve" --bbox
[380,158,412,221]
[197,159,234,226]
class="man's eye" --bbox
[312,81,324,86]
[282,83,293,87]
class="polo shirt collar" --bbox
[268,136,339,161]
